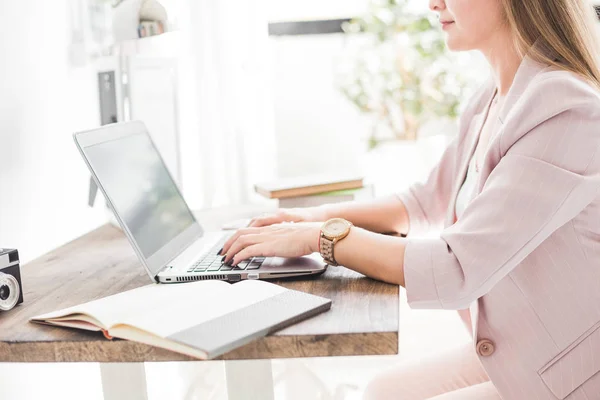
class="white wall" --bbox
[0,1,105,263]
[269,34,372,179]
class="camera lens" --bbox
[0,284,9,300]
[0,272,19,311]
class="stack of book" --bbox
[138,20,165,38]
[112,0,168,42]
[137,0,167,38]
[254,174,374,208]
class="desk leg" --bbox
[100,363,148,400]
[225,360,274,400]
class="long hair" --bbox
[501,0,600,90]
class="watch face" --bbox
[323,218,350,238]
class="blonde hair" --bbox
[501,0,600,90]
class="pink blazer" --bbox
[397,51,600,399]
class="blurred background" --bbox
[0,0,547,398]
[0,0,491,264]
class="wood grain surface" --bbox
[0,206,399,362]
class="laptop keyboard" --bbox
[186,235,266,274]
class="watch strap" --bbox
[319,235,338,266]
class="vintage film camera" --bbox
[0,248,23,311]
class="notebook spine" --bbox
[266,301,332,335]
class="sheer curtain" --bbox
[177,0,277,209]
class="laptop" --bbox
[73,121,327,284]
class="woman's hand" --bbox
[246,207,324,228]
[220,222,322,266]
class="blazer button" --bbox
[476,339,495,357]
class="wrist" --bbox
[314,224,323,253]
[318,218,353,266]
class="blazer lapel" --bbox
[472,52,548,197]
[446,80,496,227]
[451,46,549,339]
[447,40,550,228]
[497,53,548,125]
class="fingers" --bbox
[220,222,315,265]
[248,214,281,228]
[223,233,265,264]
[220,227,261,256]
[220,223,288,256]
[232,244,271,266]
[247,209,300,228]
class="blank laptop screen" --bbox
[84,132,196,258]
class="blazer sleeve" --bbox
[404,85,600,310]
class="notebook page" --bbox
[31,280,232,328]
[115,280,287,338]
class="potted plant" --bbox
[336,0,480,149]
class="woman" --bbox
[220,0,600,398]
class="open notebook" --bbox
[30,280,331,360]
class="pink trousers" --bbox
[363,344,502,399]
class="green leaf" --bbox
[337,0,474,146]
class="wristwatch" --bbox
[319,218,353,266]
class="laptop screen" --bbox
[84,132,197,259]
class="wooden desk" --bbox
[0,205,399,399]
